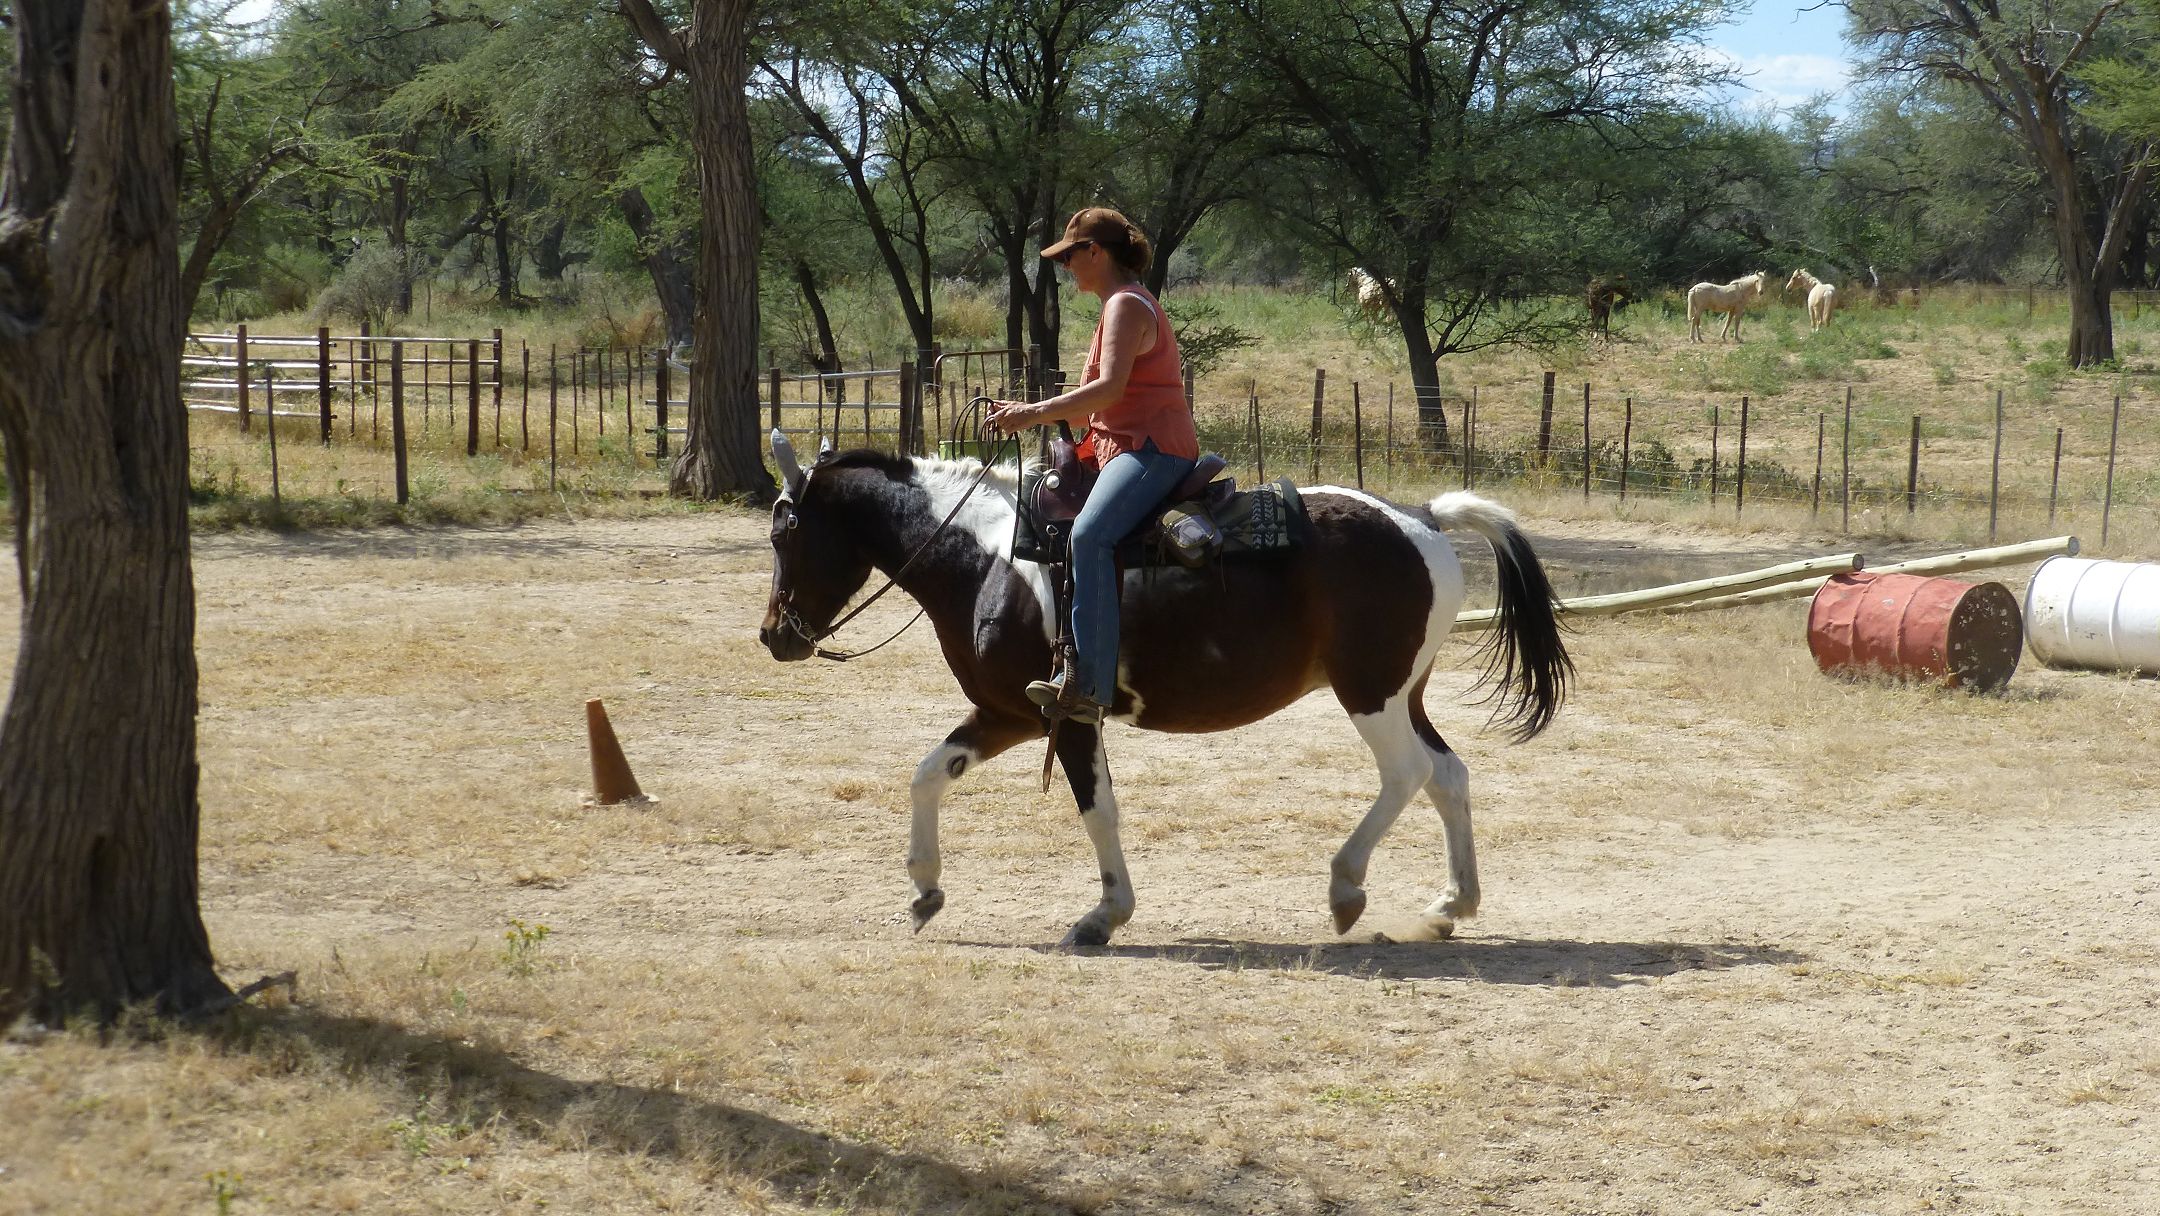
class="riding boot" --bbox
[1027,632,1104,725]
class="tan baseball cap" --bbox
[1042,207,1134,259]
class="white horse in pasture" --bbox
[1686,271,1768,342]
[1347,267,1393,319]
[1786,268,1840,331]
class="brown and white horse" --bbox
[757,433,1572,946]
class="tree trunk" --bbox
[793,258,841,374]
[531,216,580,283]
[670,0,772,500]
[1395,299,1451,449]
[617,186,697,353]
[0,0,229,1025]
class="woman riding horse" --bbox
[985,208,1198,726]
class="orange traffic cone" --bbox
[585,698,651,806]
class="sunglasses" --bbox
[1051,240,1095,267]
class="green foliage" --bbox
[1163,299,1260,381]
[500,919,551,977]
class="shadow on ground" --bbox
[998,935,1805,987]
[210,1006,1092,1215]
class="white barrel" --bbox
[2022,556,2160,673]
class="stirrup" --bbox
[1026,675,1105,725]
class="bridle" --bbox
[777,410,1020,663]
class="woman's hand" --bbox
[984,399,1043,436]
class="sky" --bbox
[1708,1,1859,117]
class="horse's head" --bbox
[1784,268,1814,296]
[759,431,877,662]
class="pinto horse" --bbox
[757,433,1572,946]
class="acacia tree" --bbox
[0,0,230,1023]
[1225,0,1729,442]
[1846,0,2156,365]
[619,0,773,499]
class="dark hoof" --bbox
[1061,919,1112,948]
[910,888,945,932]
[1331,892,1368,935]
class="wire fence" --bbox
[177,331,2155,544]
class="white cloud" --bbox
[1706,48,1853,112]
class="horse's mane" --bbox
[813,447,1026,502]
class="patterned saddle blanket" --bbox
[1011,466,1306,569]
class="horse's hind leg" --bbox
[1330,700,1435,934]
[908,710,1033,931]
[1055,721,1135,947]
[1418,741,1477,938]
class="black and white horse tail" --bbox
[1427,491,1573,741]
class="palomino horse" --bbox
[1785,268,1839,331]
[1686,271,1767,342]
[758,433,1572,947]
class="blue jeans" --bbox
[1069,443,1196,706]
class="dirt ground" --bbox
[7,504,2160,1215]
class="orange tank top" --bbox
[1080,284,1199,464]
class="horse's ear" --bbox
[817,434,835,459]
[771,429,805,495]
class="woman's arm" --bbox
[985,292,1159,434]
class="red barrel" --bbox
[1806,572,2023,691]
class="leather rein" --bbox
[781,417,1020,663]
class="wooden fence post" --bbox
[1464,389,1476,490]
[548,344,559,493]
[1351,381,1364,489]
[520,342,530,453]
[236,323,251,434]
[1620,398,1633,502]
[1841,388,1852,532]
[1309,367,1325,484]
[1581,381,1591,499]
[1252,389,1266,482]
[656,356,672,460]
[1813,411,1825,518]
[390,340,409,505]
[1988,389,2003,542]
[316,325,333,445]
[571,349,581,456]
[2103,394,2121,545]
[1736,395,1749,515]
[622,347,633,459]
[2049,427,2063,525]
[1537,371,1555,463]
[1710,404,1721,503]
[466,339,481,457]
[1906,414,1921,516]
[493,328,505,450]
[899,360,917,455]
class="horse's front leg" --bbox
[1055,721,1135,947]
[909,710,1034,931]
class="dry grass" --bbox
[6,509,2160,1213]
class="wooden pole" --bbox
[622,346,633,458]
[2103,394,2121,545]
[390,340,409,505]
[548,344,559,493]
[1385,382,1395,484]
[1813,411,1825,518]
[1988,389,2003,542]
[1621,398,1633,502]
[899,359,917,455]
[571,350,580,456]
[466,339,481,457]
[2049,426,2063,525]
[1736,395,1749,516]
[1841,388,1852,532]
[1456,552,1866,631]
[1537,371,1555,463]
[1351,381,1364,489]
[1581,381,1592,499]
[1710,404,1721,503]
[1252,389,1266,482]
[1309,367,1325,484]
[316,325,333,445]
[521,342,530,453]
[264,365,281,507]
[1665,536,2081,615]
[1464,388,1476,490]
[493,328,505,449]
[361,320,374,440]
[236,323,251,434]
[656,356,672,460]
[346,325,359,438]
[1906,414,1921,516]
